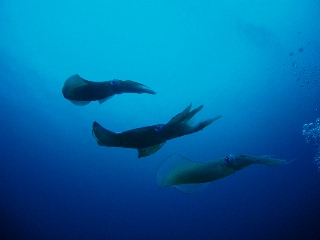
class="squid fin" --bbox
[157,154,208,193]
[65,74,88,88]
[175,183,209,194]
[92,121,118,147]
[62,74,90,105]
[98,96,113,104]
[138,142,165,158]
[70,100,90,106]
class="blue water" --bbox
[1,0,320,239]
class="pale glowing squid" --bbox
[157,154,292,193]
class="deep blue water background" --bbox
[1,0,320,239]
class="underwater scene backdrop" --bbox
[1,0,320,239]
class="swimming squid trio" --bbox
[62,74,291,193]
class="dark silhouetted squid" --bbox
[92,104,222,157]
[62,74,156,105]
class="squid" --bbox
[92,104,222,158]
[62,74,156,105]
[157,154,292,193]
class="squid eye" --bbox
[224,155,234,164]
[155,124,164,132]
[110,80,118,86]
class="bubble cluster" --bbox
[303,118,320,170]
[313,155,320,171]
[293,63,320,90]
[288,42,320,93]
